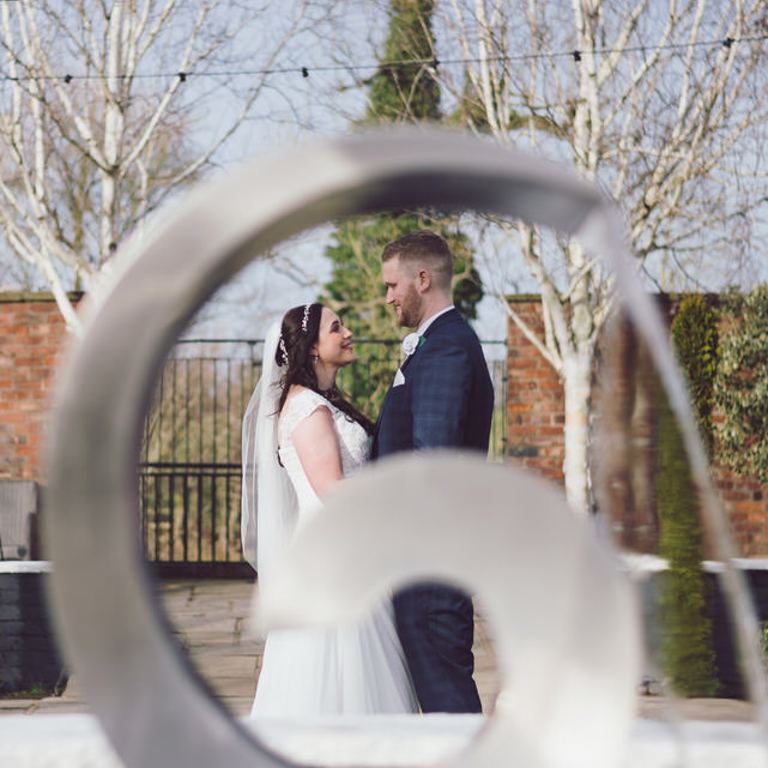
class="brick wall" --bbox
[2,292,766,556]
[714,467,768,557]
[505,298,565,482]
[0,294,74,482]
[506,296,768,556]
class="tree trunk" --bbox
[560,241,596,518]
[100,2,124,263]
[38,257,81,335]
[562,350,593,517]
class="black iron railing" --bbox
[140,338,507,571]
[139,462,242,564]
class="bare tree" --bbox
[0,0,314,332]
[432,0,768,515]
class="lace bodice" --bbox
[278,388,370,522]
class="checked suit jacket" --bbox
[370,307,494,713]
[371,308,494,460]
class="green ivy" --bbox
[714,284,768,483]
[656,294,719,697]
[670,294,719,453]
[762,621,768,663]
[656,391,719,697]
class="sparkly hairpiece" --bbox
[301,303,311,333]
[278,335,288,365]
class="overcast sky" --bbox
[2,1,765,346]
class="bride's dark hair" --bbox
[275,303,374,435]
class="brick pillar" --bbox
[0,293,76,483]
[504,294,768,556]
[505,298,564,482]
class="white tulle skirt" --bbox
[251,599,419,717]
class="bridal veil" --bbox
[241,321,298,584]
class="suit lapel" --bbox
[400,309,461,372]
[400,350,416,373]
[374,310,463,445]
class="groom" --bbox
[371,229,494,713]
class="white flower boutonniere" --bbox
[401,333,425,357]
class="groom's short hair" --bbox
[381,230,453,291]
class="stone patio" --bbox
[0,578,757,725]
[0,579,501,717]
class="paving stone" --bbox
[27,699,96,714]
[187,654,259,677]
[0,699,36,713]
[638,696,755,721]
[206,677,258,698]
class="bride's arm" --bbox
[291,406,344,498]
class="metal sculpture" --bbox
[43,128,767,767]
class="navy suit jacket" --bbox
[372,309,494,459]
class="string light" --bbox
[0,33,765,83]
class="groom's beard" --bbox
[397,285,421,328]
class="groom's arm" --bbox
[410,341,472,450]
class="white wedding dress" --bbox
[250,388,419,717]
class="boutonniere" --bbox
[401,333,426,357]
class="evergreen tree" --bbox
[671,295,719,455]
[656,394,719,697]
[322,0,483,416]
[367,0,440,123]
[656,296,720,697]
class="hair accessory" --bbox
[301,303,311,332]
[278,336,288,365]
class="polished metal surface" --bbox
[43,127,767,767]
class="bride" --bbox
[241,302,419,717]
